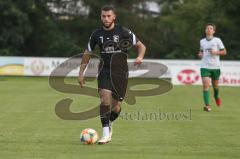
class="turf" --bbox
[0,76,240,159]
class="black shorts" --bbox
[97,70,128,102]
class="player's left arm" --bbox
[124,27,146,65]
[215,48,227,56]
[211,38,227,56]
[134,41,146,65]
[211,48,227,56]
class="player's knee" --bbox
[213,86,219,89]
[100,98,111,106]
[115,105,121,113]
[100,97,111,105]
[203,87,209,91]
[112,104,121,113]
[212,81,219,89]
[203,84,209,91]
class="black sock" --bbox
[100,105,110,127]
[110,108,121,122]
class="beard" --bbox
[102,20,114,29]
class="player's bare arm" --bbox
[78,49,91,87]
[198,50,203,58]
[210,48,227,56]
[134,41,146,65]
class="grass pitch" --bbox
[0,77,240,159]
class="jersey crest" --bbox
[113,35,119,43]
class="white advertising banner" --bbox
[161,60,202,85]
[24,57,100,77]
[1,56,240,86]
[24,57,79,76]
[160,60,240,86]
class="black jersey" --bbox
[87,25,139,70]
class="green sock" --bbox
[203,90,210,106]
[214,88,219,99]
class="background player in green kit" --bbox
[78,5,146,144]
[198,23,227,112]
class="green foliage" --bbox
[0,0,32,55]
[0,0,240,59]
[157,0,240,59]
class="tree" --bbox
[1,0,240,59]
[0,0,32,55]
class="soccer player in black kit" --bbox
[78,5,146,144]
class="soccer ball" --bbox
[80,128,98,144]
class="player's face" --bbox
[101,10,116,28]
[205,25,215,36]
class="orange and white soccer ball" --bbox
[80,128,99,144]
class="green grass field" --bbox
[0,77,240,159]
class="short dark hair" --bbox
[101,5,116,14]
[206,23,216,31]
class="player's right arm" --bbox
[78,50,91,87]
[78,31,97,87]
[198,40,203,58]
[198,50,203,58]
